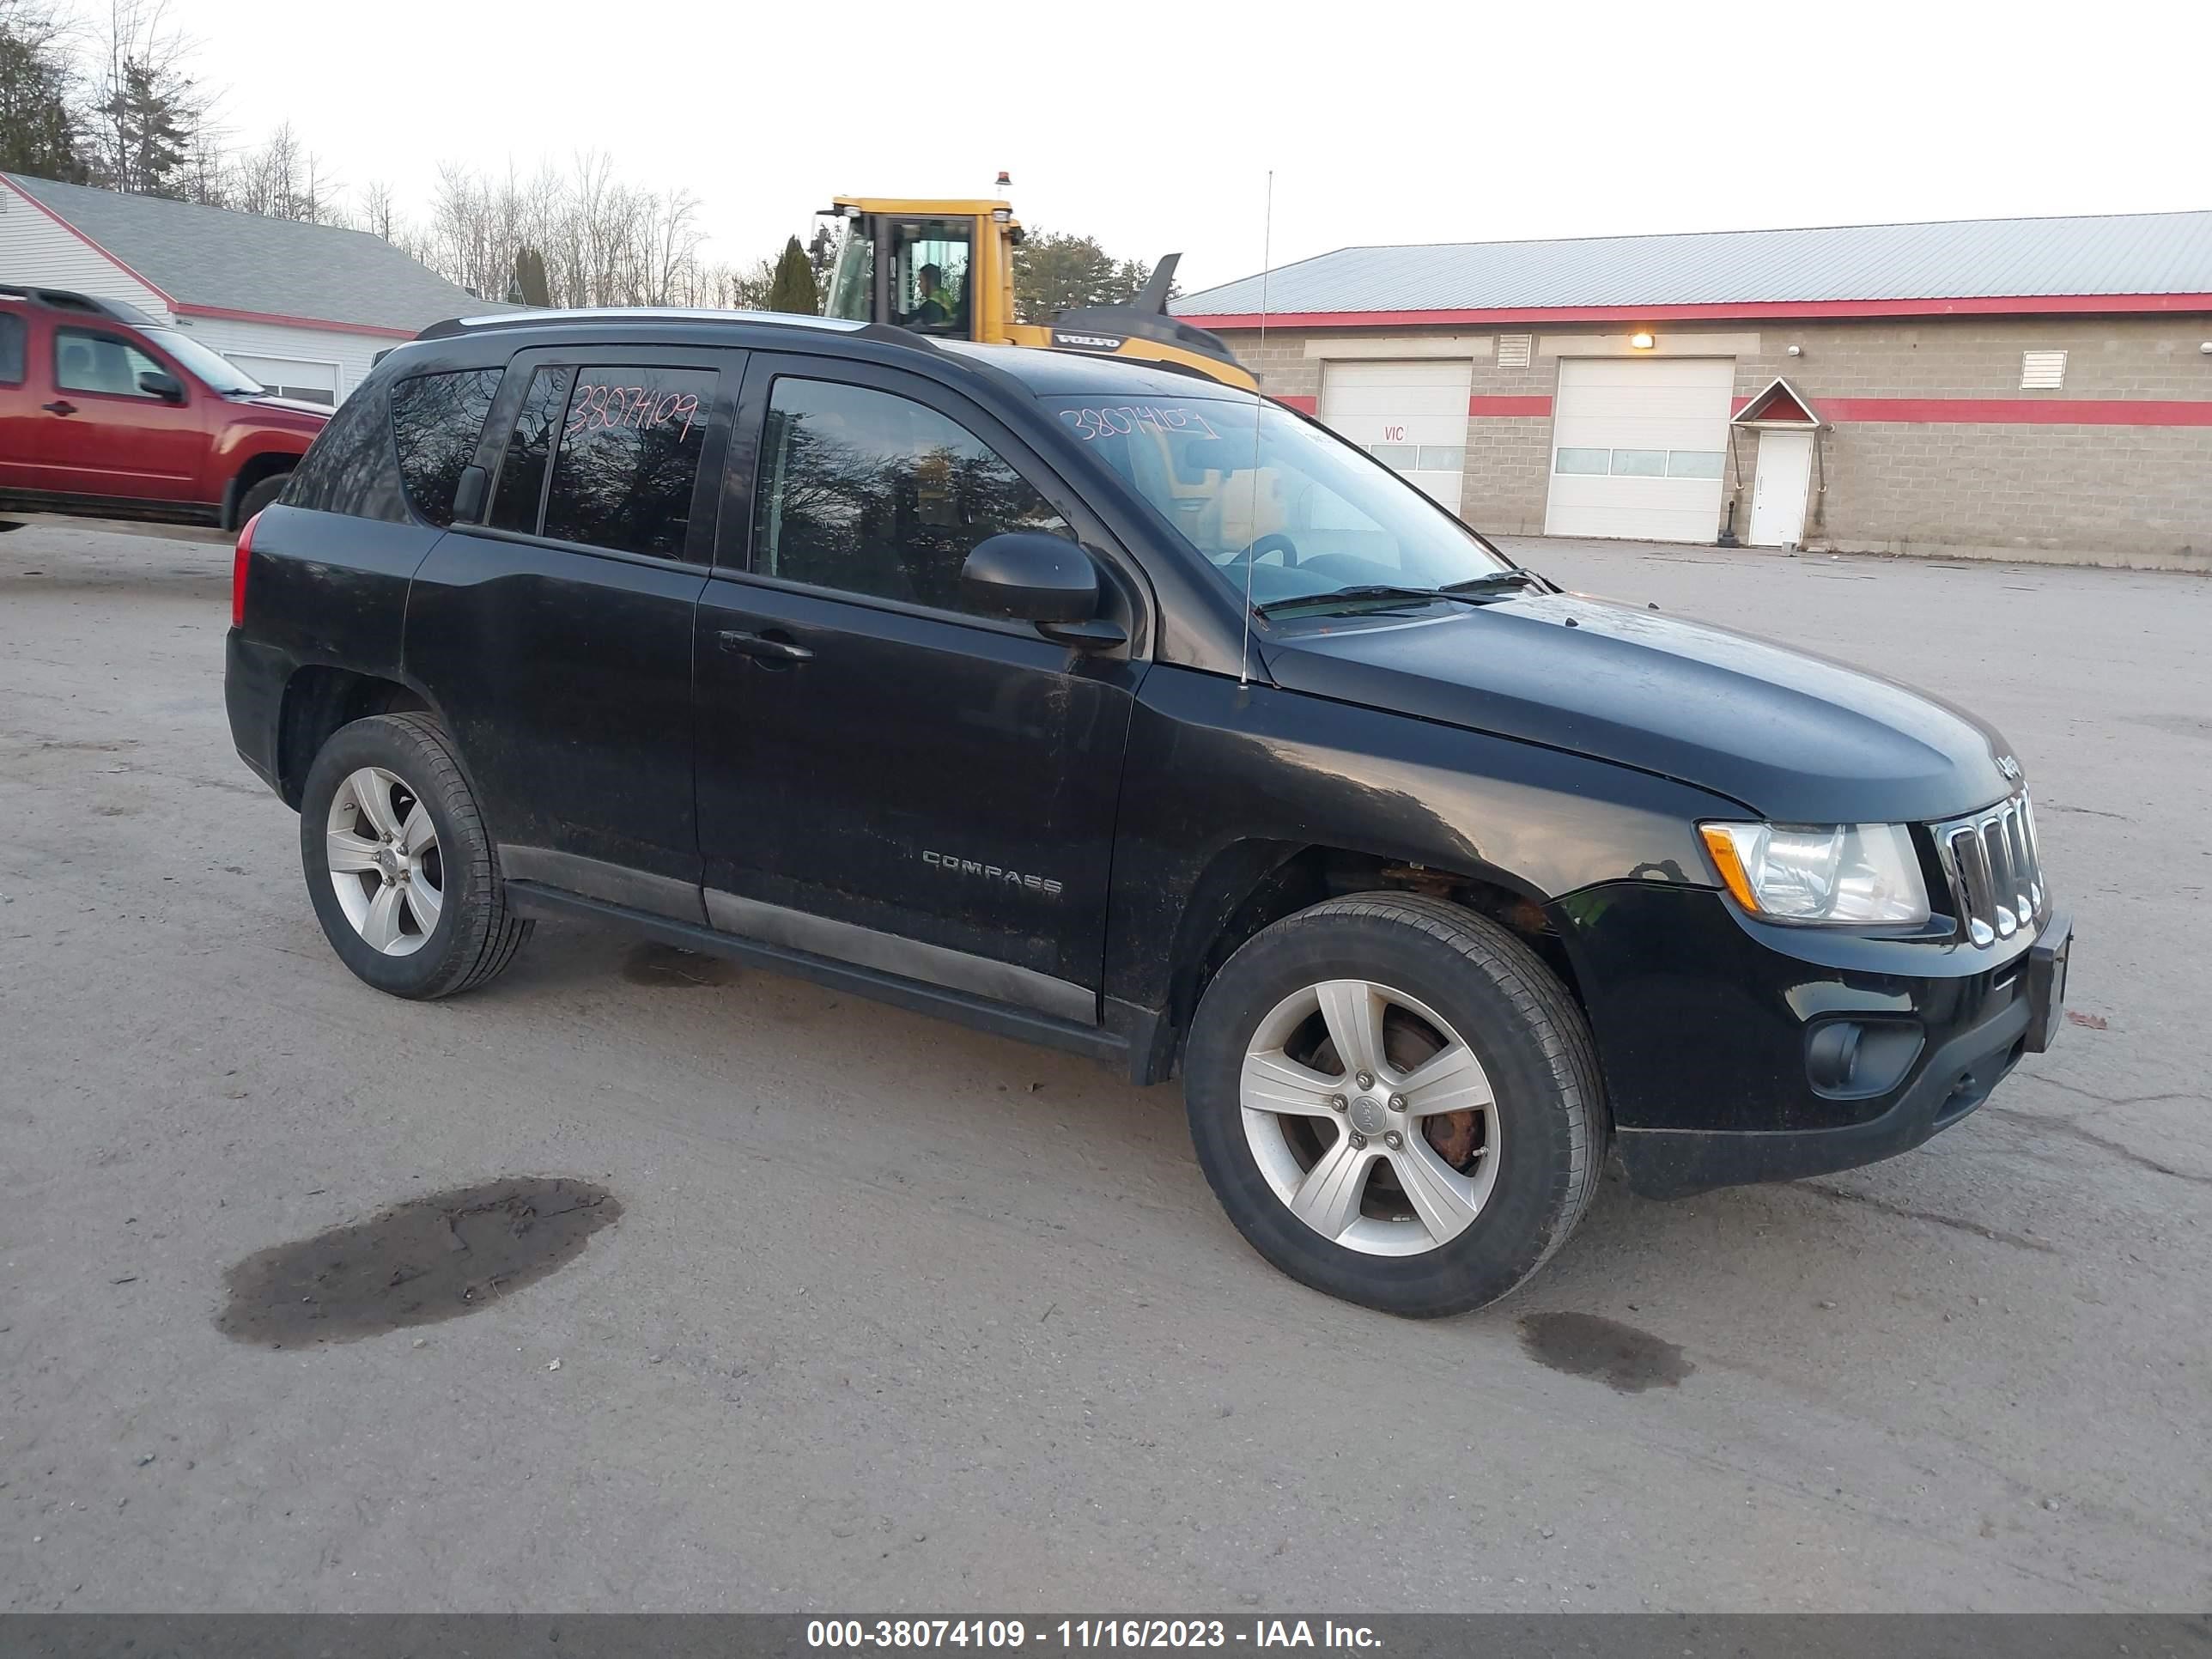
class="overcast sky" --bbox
[173,0,2209,295]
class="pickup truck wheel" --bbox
[297,714,531,1000]
[237,472,289,523]
[1184,892,1605,1317]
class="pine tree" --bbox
[96,55,194,197]
[0,1,90,181]
[765,235,818,315]
[513,245,551,307]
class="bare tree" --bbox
[404,152,801,313]
[640,186,703,307]
[358,177,398,241]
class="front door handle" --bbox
[716,629,814,665]
[42,400,76,416]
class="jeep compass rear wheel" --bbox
[1184,893,1605,1316]
[298,714,531,1000]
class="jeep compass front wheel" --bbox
[1183,893,1605,1316]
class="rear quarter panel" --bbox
[238,502,440,682]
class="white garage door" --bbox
[1542,357,1734,542]
[228,355,339,405]
[1319,360,1471,514]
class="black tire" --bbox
[237,471,290,524]
[297,713,532,1000]
[1183,892,1605,1317]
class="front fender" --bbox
[1104,666,1735,1017]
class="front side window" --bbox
[54,328,166,398]
[752,377,1068,613]
[0,313,24,385]
[1045,396,1512,611]
[392,368,502,526]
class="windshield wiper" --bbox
[1254,578,1534,618]
[1439,570,1544,594]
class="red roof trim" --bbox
[1184,293,2212,330]
[173,301,418,339]
[1,175,176,306]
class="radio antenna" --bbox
[1238,169,1273,689]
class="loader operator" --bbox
[907,263,957,331]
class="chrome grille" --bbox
[1934,792,2045,946]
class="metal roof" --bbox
[4,173,501,332]
[1175,210,2212,319]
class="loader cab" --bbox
[820,198,1014,342]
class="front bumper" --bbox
[1552,880,2069,1200]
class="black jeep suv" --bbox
[224,309,2070,1315]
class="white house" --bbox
[1,173,497,405]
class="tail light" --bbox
[232,510,260,628]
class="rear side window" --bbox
[0,313,23,385]
[489,366,571,533]
[490,364,714,559]
[391,368,502,526]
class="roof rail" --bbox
[0,283,161,326]
[414,306,888,343]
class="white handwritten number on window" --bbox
[567,383,702,441]
[1059,404,1220,442]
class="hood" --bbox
[238,392,333,422]
[1262,591,2020,824]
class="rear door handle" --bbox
[716,629,814,665]
[42,401,75,416]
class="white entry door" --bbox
[1543,357,1735,542]
[1319,360,1472,513]
[1747,429,1814,548]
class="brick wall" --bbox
[1209,316,2212,567]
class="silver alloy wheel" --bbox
[1240,979,1500,1256]
[325,765,443,957]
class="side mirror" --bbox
[959,532,1098,625]
[138,369,185,403]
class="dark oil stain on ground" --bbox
[1517,1310,1693,1393]
[623,942,740,987]
[216,1178,620,1348]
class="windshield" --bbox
[141,328,262,395]
[1043,396,1514,611]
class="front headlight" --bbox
[1698,821,1929,925]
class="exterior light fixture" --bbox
[1629,331,1656,350]
[1786,344,1803,357]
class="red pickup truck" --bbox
[1,283,329,529]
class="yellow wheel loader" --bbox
[817,195,1257,392]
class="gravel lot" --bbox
[2,518,2206,1613]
